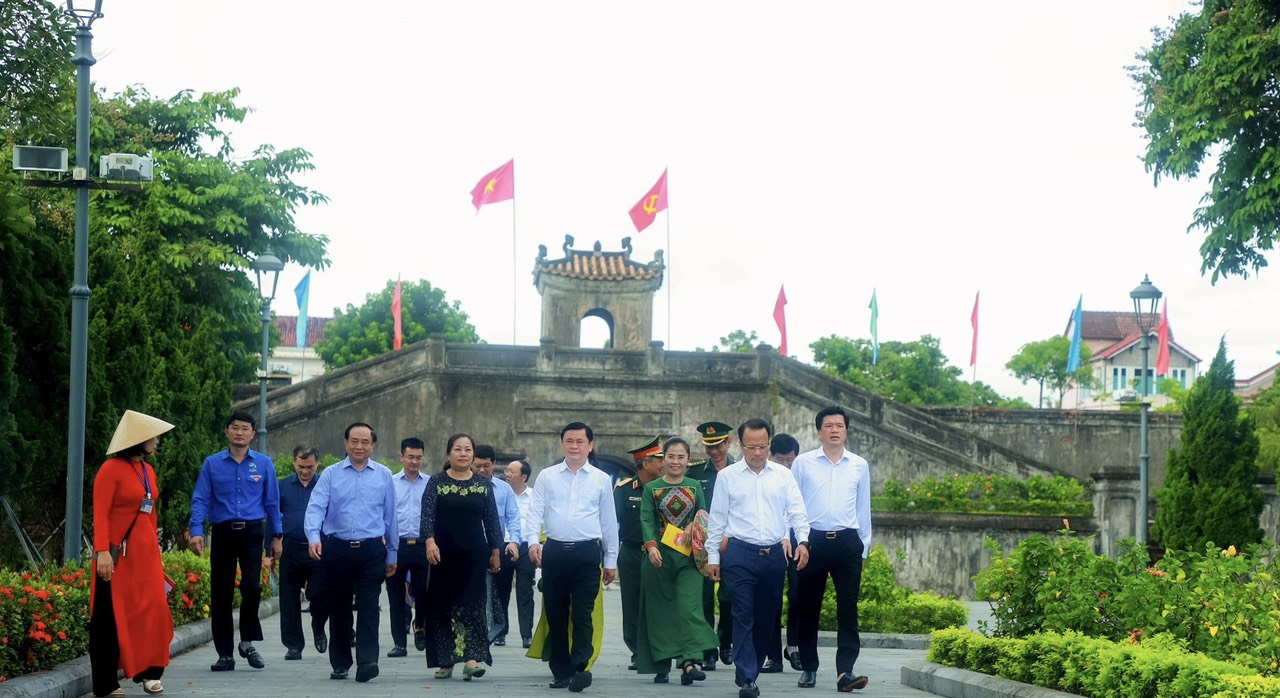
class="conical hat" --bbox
[106,410,175,455]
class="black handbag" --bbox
[109,511,142,564]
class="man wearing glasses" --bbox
[189,411,284,672]
[386,437,430,657]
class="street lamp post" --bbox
[62,0,104,562]
[1130,274,1162,546]
[252,249,284,455]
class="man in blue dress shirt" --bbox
[304,422,398,683]
[386,437,430,658]
[189,410,283,672]
[276,444,329,660]
[472,444,522,646]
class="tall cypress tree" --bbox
[1153,338,1263,551]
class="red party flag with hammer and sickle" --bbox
[470,159,515,211]
[628,169,668,233]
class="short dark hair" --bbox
[738,418,773,441]
[344,422,377,443]
[446,433,475,454]
[662,436,691,457]
[474,444,497,461]
[511,459,532,479]
[770,433,800,457]
[561,422,594,442]
[401,437,425,453]
[117,441,150,460]
[292,444,320,460]
[225,410,256,430]
[815,406,850,431]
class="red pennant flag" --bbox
[628,169,669,232]
[970,291,979,367]
[773,285,788,357]
[392,277,403,351]
[1155,302,1170,376]
[471,159,515,211]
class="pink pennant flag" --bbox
[471,159,515,211]
[392,277,403,351]
[970,291,979,367]
[773,285,788,357]
[1155,303,1170,376]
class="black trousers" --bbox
[323,536,387,671]
[541,539,602,679]
[513,543,536,640]
[89,577,163,697]
[209,521,264,657]
[768,537,801,662]
[492,542,527,640]
[723,539,786,686]
[279,539,328,652]
[385,537,430,648]
[795,530,864,674]
[616,543,643,659]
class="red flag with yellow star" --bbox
[470,159,514,211]
[628,169,668,232]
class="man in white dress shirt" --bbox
[706,418,810,698]
[524,422,620,692]
[503,459,536,648]
[790,406,872,692]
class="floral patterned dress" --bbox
[419,471,502,667]
[635,476,718,675]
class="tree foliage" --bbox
[1246,363,1280,474]
[810,334,1030,408]
[1132,0,1280,281]
[1153,339,1264,551]
[315,279,479,369]
[1005,336,1094,408]
[0,61,330,560]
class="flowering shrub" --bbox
[928,627,1280,697]
[974,531,1280,676]
[0,551,274,682]
[875,473,1091,516]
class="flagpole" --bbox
[506,192,512,343]
[666,186,672,349]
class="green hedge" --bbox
[928,627,1280,697]
[875,473,1092,517]
[0,551,273,683]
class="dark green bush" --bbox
[812,545,966,633]
[874,473,1091,516]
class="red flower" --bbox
[35,621,46,630]
[187,573,199,583]
[20,573,30,581]
[34,589,49,600]
[57,631,66,640]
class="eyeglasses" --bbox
[742,444,771,452]
[227,426,253,434]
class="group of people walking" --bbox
[87,405,872,698]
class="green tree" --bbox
[1246,363,1280,474]
[1153,339,1264,551]
[1005,336,1094,408]
[316,279,479,369]
[810,334,1029,408]
[718,329,760,353]
[1132,0,1280,281]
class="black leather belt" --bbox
[813,528,854,540]
[546,538,599,550]
[214,520,256,530]
[401,537,421,545]
[729,538,781,556]
[325,535,381,548]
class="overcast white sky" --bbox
[86,1,1278,403]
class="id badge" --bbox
[140,498,154,514]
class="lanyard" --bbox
[133,462,152,500]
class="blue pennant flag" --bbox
[869,289,879,366]
[294,271,311,349]
[1065,295,1083,373]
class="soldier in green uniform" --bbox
[686,421,736,669]
[617,436,666,672]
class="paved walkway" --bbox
[93,583,937,698]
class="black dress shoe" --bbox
[739,680,760,698]
[654,674,669,683]
[568,670,592,692]
[522,637,532,649]
[798,670,817,688]
[761,658,783,673]
[315,632,328,654]
[414,627,427,652]
[493,637,506,646]
[355,662,379,683]
[330,667,348,680]
[704,655,717,671]
[784,646,802,672]
[549,677,571,689]
[627,662,637,671]
[285,649,303,661]
[837,673,870,692]
[679,663,707,686]
[387,646,407,658]
[209,656,235,672]
[721,646,733,665]
[238,646,265,669]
